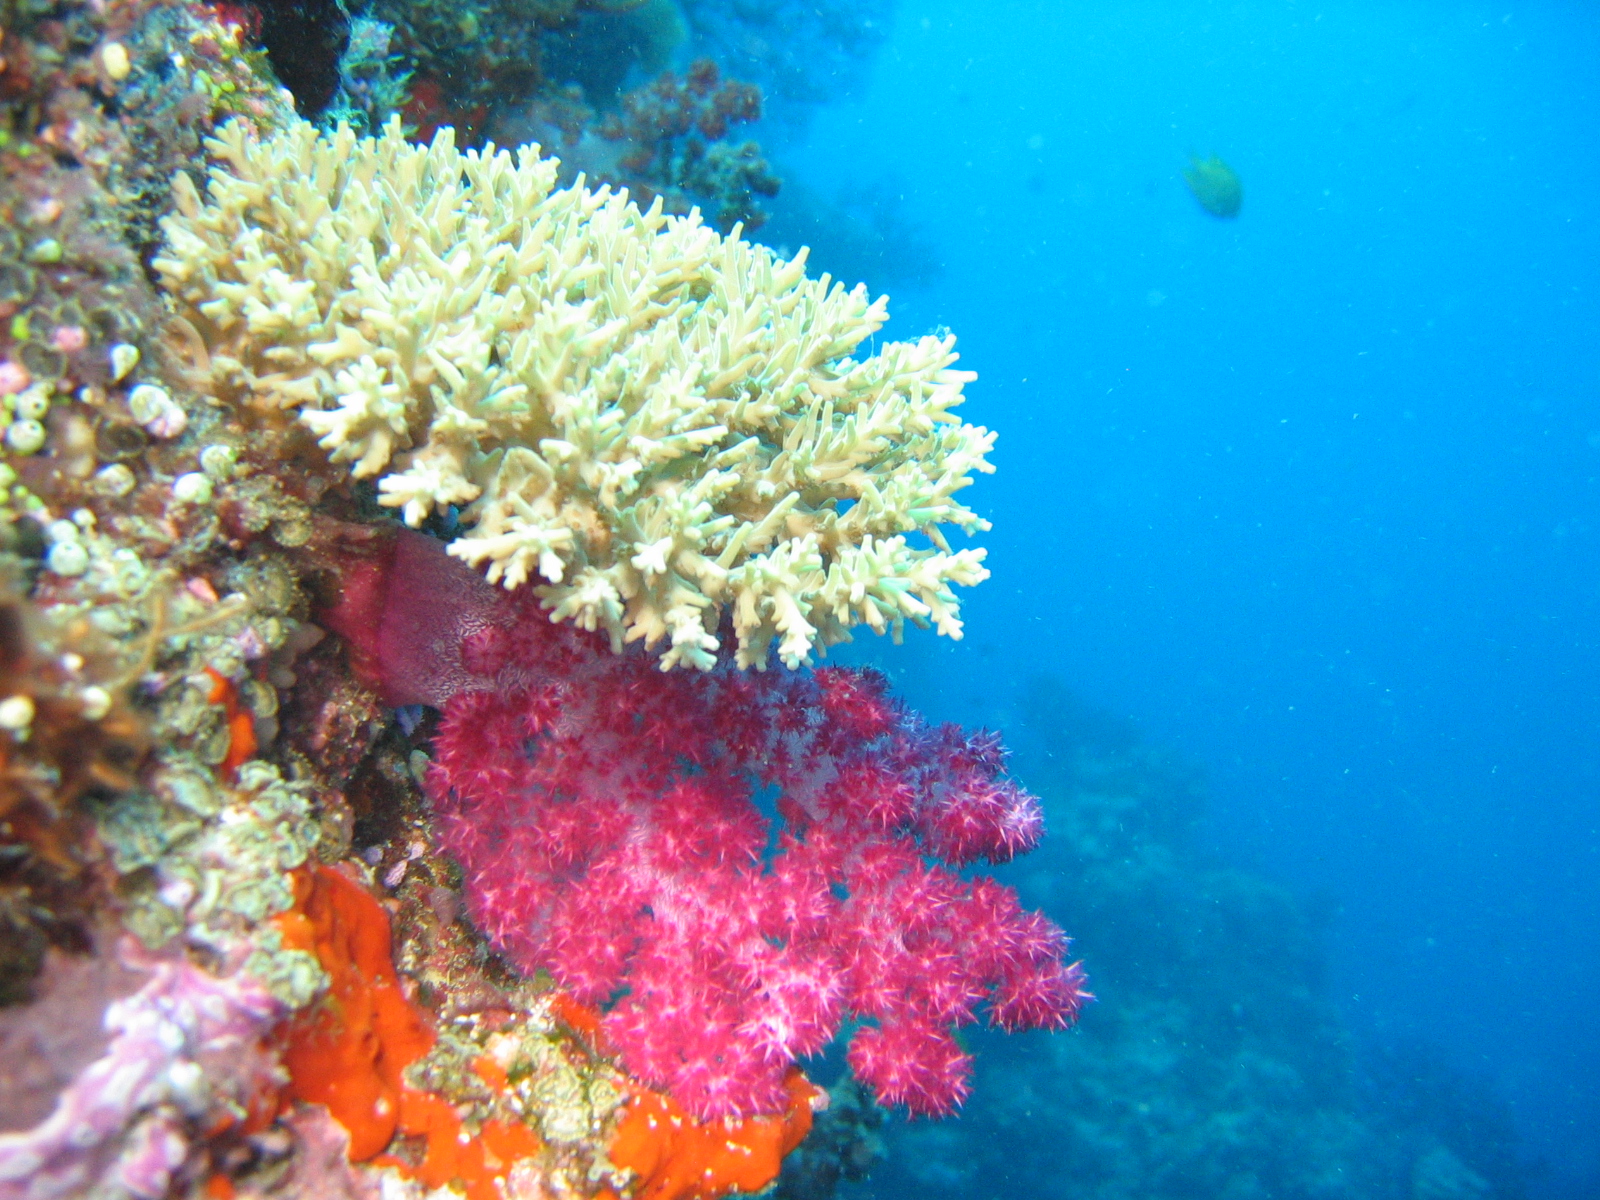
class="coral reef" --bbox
[277,864,588,1200]
[362,0,645,126]
[276,865,437,1162]
[155,116,994,670]
[676,0,894,126]
[320,15,411,137]
[0,1,1075,1197]
[487,57,779,236]
[0,0,268,396]
[0,577,144,999]
[609,1066,819,1200]
[190,0,782,233]
[770,1079,886,1200]
[0,946,286,1199]
[250,0,350,117]
[0,0,309,1018]
[598,58,778,231]
[0,946,148,1129]
[537,0,687,108]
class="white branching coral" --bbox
[154,117,995,669]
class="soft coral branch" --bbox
[398,528,1088,1120]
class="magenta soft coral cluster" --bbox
[424,587,1088,1120]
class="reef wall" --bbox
[0,2,1072,1197]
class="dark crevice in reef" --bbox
[253,0,351,117]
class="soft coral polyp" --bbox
[395,529,1088,1120]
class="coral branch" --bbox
[156,116,994,671]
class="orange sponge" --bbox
[274,870,815,1200]
[386,1088,544,1200]
[203,667,258,777]
[275,866,543,1200]
[610,1069,820,1200]
[275,866,436,1160]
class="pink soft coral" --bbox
[409,542,1088,1120]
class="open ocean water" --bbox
[768,3,1598,1199]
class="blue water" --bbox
[770,2,1598,1195]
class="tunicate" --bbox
[109,343,140,382]
[0,695,35,731]
[199,443,237,478]
[128,383,170,423]
[80,686,112,720]
[46,539,90,576]
[93,462,137,497]
[128,383,188,439]
[101,41,131,82]
[5,419,46,454]
[14,386,50,420]
[172,472,213,504]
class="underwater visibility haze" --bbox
[778,4,1598,1199]
[0,1,1593,1199]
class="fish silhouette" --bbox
[1183,154,1243,219]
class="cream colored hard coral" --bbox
[154,116,994,670]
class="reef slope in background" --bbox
[856,679,1527,1200]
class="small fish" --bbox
[1183,153,1243,219]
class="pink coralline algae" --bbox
[414,554,1089,1121]
[0,945,284,1200]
